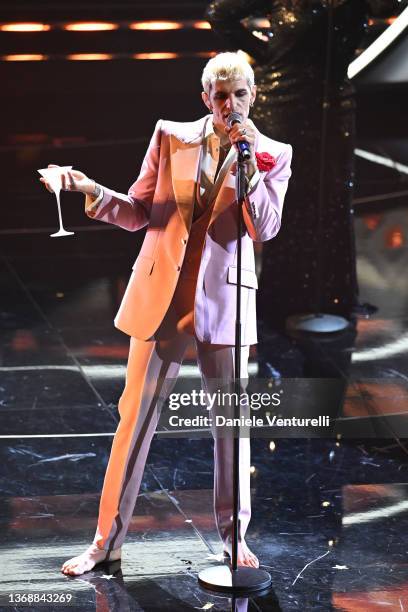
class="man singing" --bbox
[40,52,292,575]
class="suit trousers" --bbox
[93,276,251,554]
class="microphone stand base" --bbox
[198,565,272,594]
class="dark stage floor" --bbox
[1,146,408,611]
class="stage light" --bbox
[363,214,382,231]
[343,500,408,525]
[3,54,47,61]
[9,133,48,144]
[322,501,331,507]
[353,331,408,361]
[252,31,270,42]
[251,18,272,27]
[133,52,178,60]
[348,6,408,78]
[67,53,113,60]
[250,465,256,474]
[64,22,118,31]
[195,51,217,58]
[11,330,37,352]
[368,17,396,26]
[269,441,276,451]
[129,21,182,31]
[0,23,51,32]
[193,21,211,29]
[355,148,408,175]
[386,226,404,248]
[0,363,258,379]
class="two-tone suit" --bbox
[85,115,292,553]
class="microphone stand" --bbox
[198,152,272,594]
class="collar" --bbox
[204,117,231,149]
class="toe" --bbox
[250,553,259,568]
[238,547,259,568]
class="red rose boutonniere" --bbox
[255,152,277,172]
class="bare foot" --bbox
[223,539,259,568]
[61,544,121,576]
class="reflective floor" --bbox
[1,122,408,610]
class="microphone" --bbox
[227,112,252,161]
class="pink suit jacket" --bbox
[85,115,292,345]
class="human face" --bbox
[201,78,256,134]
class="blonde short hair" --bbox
[201,52,255,94]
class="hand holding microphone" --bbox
[226,112,256,162]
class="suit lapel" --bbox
[208,147,237,226]
[169,117,262,231]
[212,144,236,199]
[169,117,207,232]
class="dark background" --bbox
[1,0,407,245]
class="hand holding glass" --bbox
[38,165,94,238]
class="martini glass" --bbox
[37,166,75,237]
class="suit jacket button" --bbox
[181,238,187,245]
[176,265,181,271]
